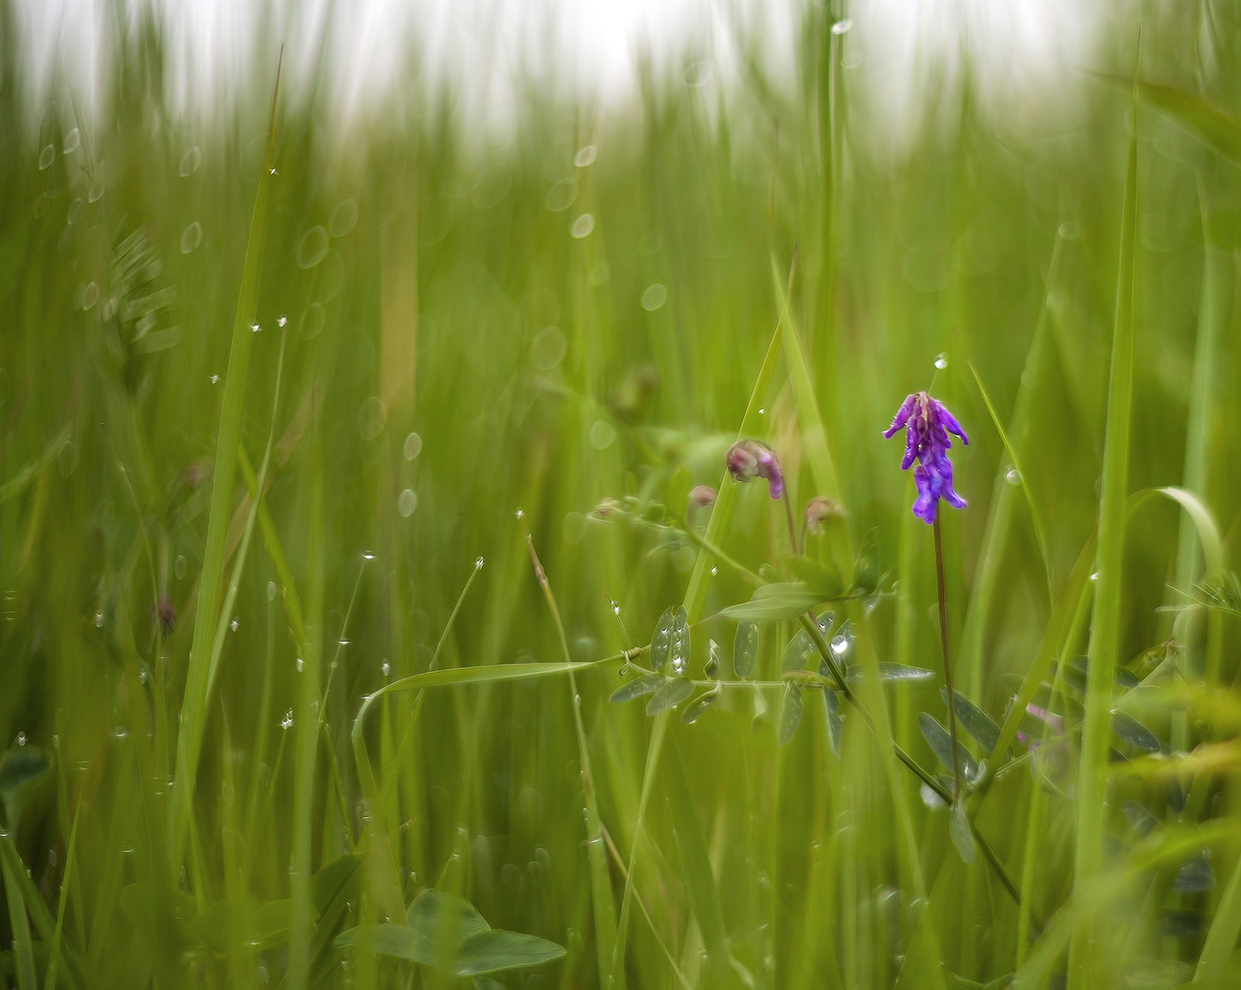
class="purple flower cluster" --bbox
[883,392,968,524]
[726,440,785,499]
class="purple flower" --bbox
[726,440,784,499]
[883,391,968,524]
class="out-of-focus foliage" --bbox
[2,1,1241,987]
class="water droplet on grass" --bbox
[590,419,616,449]
[82,282,99,310]
[641,283,668,311]
[329,198,358,237]
[398,488,418,517]
[209,374,220,384]
[63,128,80,153]
[230,616,239,632]
[250,322,261,333]
[475,556,485,569]
[570,213,595,238]
[94,611,104,627]
[38,144,54,170]
[179,146,201,176]
[66,198,83,224]
[301,302,325,340]
[1006,467,1021,486]
[267,580,277,600]
[16,732,26,747]
[545,178,577,212]
[180,222,202,254]
[357,396,387,440]
[934,352,949,370]
[831,18,853,34]
[297,227,329,268]
[295,657,304,672]
[281,710,294,729]
[574,145,597,167]
[531,326,566,369]
[277,314,287,327]
[403,432,422,459]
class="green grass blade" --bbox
[1194,843,1241,987]
[169,58,282,865]
[3,841,37,990]
[664,733,732,989]
[966,359,1052,599]
[1069,62,1140,990]
[288,423,325,990]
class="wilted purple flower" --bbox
[689,485,717,509]
[726,441,784,499]
[803,496,843,534]
[883,392,968,524]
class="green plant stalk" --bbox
[288,424,325,990]
[169,59,281,866]
[933,512,962,801]
[3,841,36,990]
[526,536,618,990]
[1069,63,1139,990]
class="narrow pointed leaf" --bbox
[733,621,758,679]
[778,684,804,746]
[942,689,1001,753]
[824,688,843,759]
[950,800,976,865]
[610,674,665,703]
[919,712,978,781]
[721,582,822,622]
[1110,711,1161,753]
[645,677,694,715]
[650,608,673,672]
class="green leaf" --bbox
[733,621,758,679]
[721,582,821,622]
[0,748,50,793]
[942,690,1001,753]
[778,684,804,746]
[786,556,844,600]
[919,713,978,781]
[950,800,976,865]
[1110,711,1161,753]
[338,890,565,976]
[645,677,694,715]
[610,674,665,703]
[669,606,690,675]
[650,608,673,672]
[1139,80,1241,167]
[850,663,934,683]
[312,852,361,916]
[783,613,831,673]
[1127,487,1225,578]
[681,689,720,725]
[823,689,842,759]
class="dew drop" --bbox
[403,432,423,460]
[66,198,83,224]
[277,314,287,327]
[589,419,616,450]
[230,616,240,632]
[281,709,294,729]
[1005,467,1021,486]
[179,146,201,177]
[297,226,329,269]
[250,322,261,333]
[267,580,277,601]
[362,550,375,561]
[63,128,80,154]
[180,221,203,254]
[16,732,26,747]
[398,488,418,518]
[934,353,949,370]
[82,281,99,310]
[209,374,220,385]
[94,611,104,628]
[138,666,148,685]
[329,198,359,238]
[570,213,595,239]
[381,661,390,677]
[515,508,524,519]
[710,566,718,576]
[38,144,54,170]
[641,283,668,311]
[831,18,853,34]
[296,658,304,672]
[475,556,485,569]
[574,145,597,167]
[545,178,577,213]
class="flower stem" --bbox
[933,509,962,800]
[782,492,801,557]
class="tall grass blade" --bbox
[169,55,283,864]
[1069,57,1140,989]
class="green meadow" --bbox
[2,2,1241,987]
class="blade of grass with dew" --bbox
[1069,60,1139,990]
[169,56,282,865]
[526,536,618,990]
[2,841,36,990]
[288,423,324,990]
[966,357,1053,602]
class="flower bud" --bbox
[725,440,784,499]
[804,496,843,534]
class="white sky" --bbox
[17,0,1099,138]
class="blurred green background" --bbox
[2,0,1241,987]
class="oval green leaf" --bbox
[733,621,758,679]
[778,684,804,746]
[646,677,694,715]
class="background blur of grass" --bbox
[3,0,1241,987]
